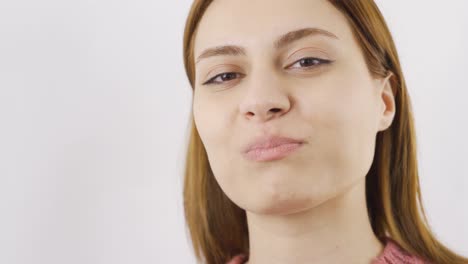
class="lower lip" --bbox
[244,143,303,162]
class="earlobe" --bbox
[378,72,396,132]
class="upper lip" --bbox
[243,135,305,153]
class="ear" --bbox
[377,72,396,132]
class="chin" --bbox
[244,193,319,216]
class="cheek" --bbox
[311,61,378,131]
[192,93,236,178]
[193,88,241,145]
[327,76,379,177]
[193,94,223,146]
[297,69,378,176]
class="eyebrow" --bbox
[195,27,339,64]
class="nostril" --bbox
[270,108,281,113]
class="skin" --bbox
[192,0,395,263]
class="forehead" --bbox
[194,0,354,57]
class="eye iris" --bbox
[300,58,319,67]
[221,72,236,81]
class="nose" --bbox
[239,70,291,122]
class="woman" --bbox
[181,0,468,263]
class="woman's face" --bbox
[192,0,394,215]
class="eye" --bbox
[288,57,332,69]
[202,72,243,86]
[201,57,332,86]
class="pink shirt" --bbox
[226,237,429,264]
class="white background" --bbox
[0,0,467,263]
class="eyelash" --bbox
[202,57,333,86]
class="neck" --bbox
[244,180,384,264]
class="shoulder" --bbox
[226,254,247,264]
[225,237,431,264]
[372,237,430,264]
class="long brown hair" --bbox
[181,1,468,263]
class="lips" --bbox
[243,135,305,162]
